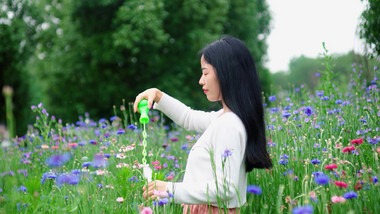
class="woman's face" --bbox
[199,55,222,102]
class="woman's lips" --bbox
[203,89,208,94]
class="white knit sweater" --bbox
[154,93,247,208]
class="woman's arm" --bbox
[154,92,222,133]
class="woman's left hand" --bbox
[142,180,168,200]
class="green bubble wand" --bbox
[138,99,152,182]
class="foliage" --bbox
[272,51,379,96]
[0,58,379,213]
[1,0,272,134]
[359,0,380,57]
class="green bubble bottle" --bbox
[138,99,152,182]
[138,99,150,124]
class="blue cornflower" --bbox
[71,169,81,174]
[316,91,324,97]
[292,205,313,214]
[279,159,289,165]
[222,149,232,158]
[56,173,80,186]
[127,124,137,130]
[284,106,291,110]
[247,185,262,195]
[46,153,70,167]
[98,118,107,124]
[282,112,291,118]
[97,184,103,188]
[78,141,87,146]
[280,154,289,159]
[372,176,378,184]
[89,140,97,145]
[310,159,321,164]
[110,116,119,121]
[17,185,27,192]
[304,106,313,117]
[116,129,125,135]
[180,144,188,150]
[268,95,276,102]
[314,174,330,185]
[311,171,324,177]
[158,198,169,205]
[321,96,329,101]
[335,100,343,104]
[91,154,107,168]
[82,162,92,168]
[343,191,358,199]
[129,176,139,182]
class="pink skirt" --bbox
[182,204,240,214]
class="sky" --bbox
[265,0,367,73]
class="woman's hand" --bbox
[133,88,163,113]
[142,180,168,200]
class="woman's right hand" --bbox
[133,88,163,113]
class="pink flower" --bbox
[342,146,355,153]
[331,196,346,203]
[140,207,153,214]
[351,138,363,145]
[116,197,124,203]
[166,175,174,180]
[151,161,160,165]
[154,190,169,198]
[51,146,59,150]
[324,163,337,170]
[154,165,162,170]
[335,181,348,188]
[68,143,78,148]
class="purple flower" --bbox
[91,154,107,168]
[181,144,188,150]
[89,140,97,145]
[56,173,80,186]
[372,176,378,184]
[279,159,289,165]
[17,185,27,192]
[321,96,329,101]
[31,105,37,110]
[335,100,343,104]
[304,107,313,117]
[127,124,137,130]
[222,149,232,158]
[71,169,81,174]
[314,174,330,185]
[292,205,313,214]
[129,176,139,182]
[247,185,262,195]
[310,159,321,164]
[343,191,358,199]
[99,118,107,124]
[82,162,92,168]
[46,153,70,167]
[110,116,119,122]
[282,112,291,118]
[268,95,276,102]
[116,129,125,135]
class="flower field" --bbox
[0,62,379,214]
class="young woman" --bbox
[134,36,272,213]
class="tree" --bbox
[359,0,380,57]
[0,0,44,135]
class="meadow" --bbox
[0,60,379,214]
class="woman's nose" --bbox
[199,75,204,85]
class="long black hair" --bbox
[200,36,272,172]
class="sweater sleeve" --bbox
[166,119,246,205]
[154,92,222,133]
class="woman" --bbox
[134,36,272,213]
